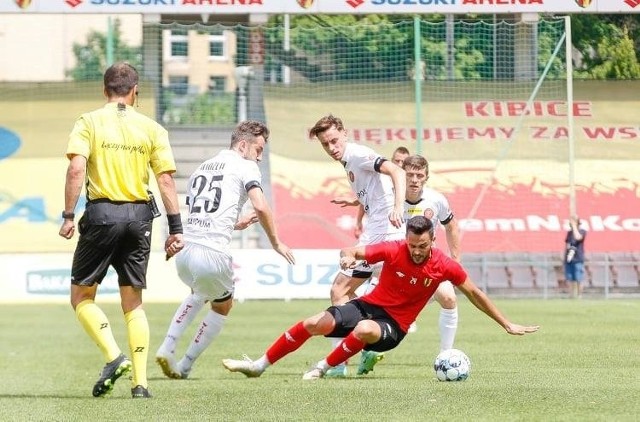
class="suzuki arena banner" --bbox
[2,0,639,14]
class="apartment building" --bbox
[0,14,238,96]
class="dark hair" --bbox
[309,114,345,139]
[402,154,429,176]
[231,120,270,147]
[103,62,139,97]
[393,146,410,156]
[406,216,434,238]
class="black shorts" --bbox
[325,299,405,353]
[71,201,154,289]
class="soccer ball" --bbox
[433,349,471,381]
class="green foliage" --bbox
[66,19,142,81]
[571,15,640,79]
[265,16,566,82]
[266,15,640,82]
[581,26,640,79]
[537,22,567,79]
[2,300,640,420]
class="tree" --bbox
[585,26,640,79]
[66,19,141,81]
[571,15,640,79]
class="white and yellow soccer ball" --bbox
[433,349,471,382]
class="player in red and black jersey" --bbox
[222,216,539,380]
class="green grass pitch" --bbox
[1,298,639,421]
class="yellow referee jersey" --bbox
[66,103,176,202]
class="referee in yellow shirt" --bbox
[59,62,184,399]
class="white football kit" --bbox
[341,142,404,278]
[175,149,262,301]
[404,186,454,232]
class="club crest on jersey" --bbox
[423,278,433,287]
[574,0,591,8]
[348,171,355,182]
[423,208,434,220]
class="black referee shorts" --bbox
[71,201,154,289]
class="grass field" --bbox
[1,299,639,421]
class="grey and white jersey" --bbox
[342,142,404,238]
[184,149,261,252]
[404,186,454,231]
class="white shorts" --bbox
[175,242,234,302]
[340,230,405,279]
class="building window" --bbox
[168,76,189,96]
[209,33,226,60]
[209,76,227,94]
[170,29,188,58]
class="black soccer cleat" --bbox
[92,353,132,397]
[131,385,152,399]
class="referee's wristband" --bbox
[167,213,183,234]
[62,211,75,220]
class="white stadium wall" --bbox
[0,250,340,304]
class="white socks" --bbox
[179,310,226,372]
[316,359,330,371]
[158,294,206,355]
[253,355,271,372]
[439,307,458,351]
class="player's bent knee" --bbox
[352,320,380,342]
[437,294,457,309]
[303,311,334,335]
[211,298,233,316]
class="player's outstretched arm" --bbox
[379,160,406,228]
[339,245,366,270]
[330,196,360,207]
[234,211,259,230]
[457,277,540,336]
[249,187,295,265]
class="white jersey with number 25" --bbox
[183,149,262,252]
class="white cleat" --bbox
[177,362,191,379]
[222,356,263,378]
[302,367,325,380]
[156,353,183,379]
